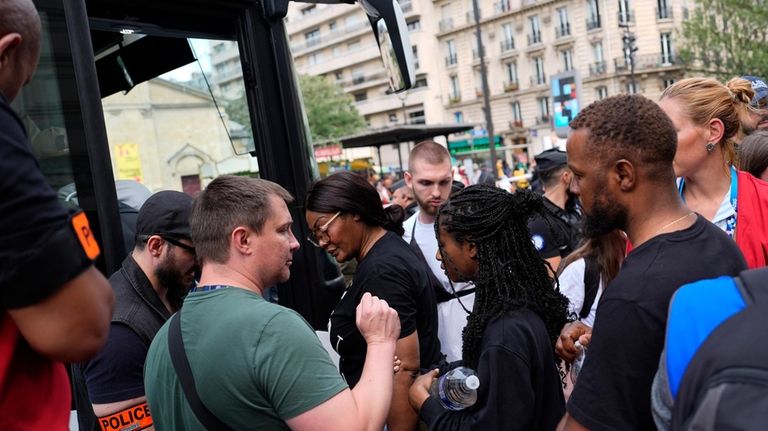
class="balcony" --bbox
[509,120,524,129]
[530,75,547,86]
[503,80,520,92]
[439,18,454,32]
[291,21,368,52]
[466,9,482,24]
[500,39,515,52]
[555,23,571,38]
[536,114,551,125]
[586,17,601,30]
[614,53,680,72]
[527,32,542,46]
[656,6,673,20]
[445,54,458,66]
[471,46,487,60]
[618,10,634,25]
[589,61,607,76]
[494,0,511,14]
[475,88,484,98]
[448,94,462,105]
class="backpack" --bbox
[578,255,601,319]
[668,267,768,430]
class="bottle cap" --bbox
[465,375,480,390]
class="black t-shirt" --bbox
[420,308,565,430]
[0,93,76,307]
[528,197,581,259]
[329,231,441,387]
[567,216,746,430]
[82,323,148,404]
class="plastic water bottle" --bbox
[428,366,481,411]
[571,340,586,384]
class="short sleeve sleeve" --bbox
[558,259,586,317]
[83,323,149,404]
[256,311,348,420]
[356,266,418,338]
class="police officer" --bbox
[528,148,582,271]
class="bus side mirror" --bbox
[358,0,415,92]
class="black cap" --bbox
[136,191,194,240]
[534,148,568,172]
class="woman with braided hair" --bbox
[409,184,569,430]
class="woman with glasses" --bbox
[306,171,442,431]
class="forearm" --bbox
[386,369,418,431]
[350,341,398,431]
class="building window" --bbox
[308,53,322,65]
[348,39,361,51]
[450,75,460,99]
[446,40,457,66]
[332,46,343,57]
[334,71,344,81]
[501,23,515,51]
[663,78,675,89]
[329,21,337,31]
[412,45,419,69]
[556,7,570,38]
[596,86,608,100]
[305,29,320,46]
[389,112,399,122]
[414,75,428,88]
[562,49,574,71]
[511,101,522,122]
[657,0,671,19]
[407,19,421,31]
[409,110,426,124]
[537,96,550,123]
[660,32,674,64]
[301,5,316,15]
[528,15,542,45]
[533,56,545,85]
[587,0,601,29]
[345,14,360,28]
[505,62,518,84]
[354,92,367,102]
[618,0,632,24]
[454,111,464,123]
[625,81,638,94]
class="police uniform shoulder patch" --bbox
[532,234,545,251]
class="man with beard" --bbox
[527,148,582,271]
[556,94,746,430]
[81,190,196,431]
[403,141,474,363]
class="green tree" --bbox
[223,74,366,144]
[678,0,768,79]
[298,74,366,143]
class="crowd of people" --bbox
[3,0,768,429]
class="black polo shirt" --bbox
[528,196,582,259]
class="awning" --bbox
[447,135,503,155]
[336,123,475,149]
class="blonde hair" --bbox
[660,77,754,167]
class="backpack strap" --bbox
[579,255,601,319]
[168,312,235,431]
[734,267,768,306]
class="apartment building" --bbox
[210,0,688,169]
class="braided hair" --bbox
[435,185,570,369]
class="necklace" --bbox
[655,212,695,237]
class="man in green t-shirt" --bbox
[144,175,400,430]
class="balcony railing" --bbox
[439,18,454,32]
[503,80,520,92]
[530,75,547,86]
[291,21,368,52]
[656,6,673,20]
[466,9,482,23]
[535,114,551,125]
[618,10,634,25]
[494,0,511,13]
[527,32,542,46]
[509,119,524,129]
[586,17,601,30]
[589,61,607,76]
[448,94,462,105]
[500,39,515,52]
[445,53,458,66]
[555,23,571,38]
[614,53,680,71]
[475,88,484,98]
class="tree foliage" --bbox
[297,74,367,143]
[678,0,768,79]
[223,74,366,145]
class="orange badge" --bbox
[99,402,153,431]
[71,211,100,260]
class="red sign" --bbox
[314,146,343,158]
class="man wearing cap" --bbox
[741,75,768,133]
[528,147,582,271]
[81,191,197,431]
[389,179,417,217]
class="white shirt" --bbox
[558,257,604,327]
[403,211,475,363]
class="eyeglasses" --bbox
[139,234,196,254]
[307,211,341,248]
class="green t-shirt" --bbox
[144,287,348,430]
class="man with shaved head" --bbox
[0,0,114,428]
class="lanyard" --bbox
[191,285,232,293]
[678,166,738,237]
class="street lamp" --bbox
[470,0,497,179]
[619,22,638,92]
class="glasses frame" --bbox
[139,234,196,254]
[307,211,341,248]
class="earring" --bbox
[706,142,716,153]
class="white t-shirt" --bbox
[403,211,475,363]
[557,257,604,327]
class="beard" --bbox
[582,193,628,238]
[155,251,196,309]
